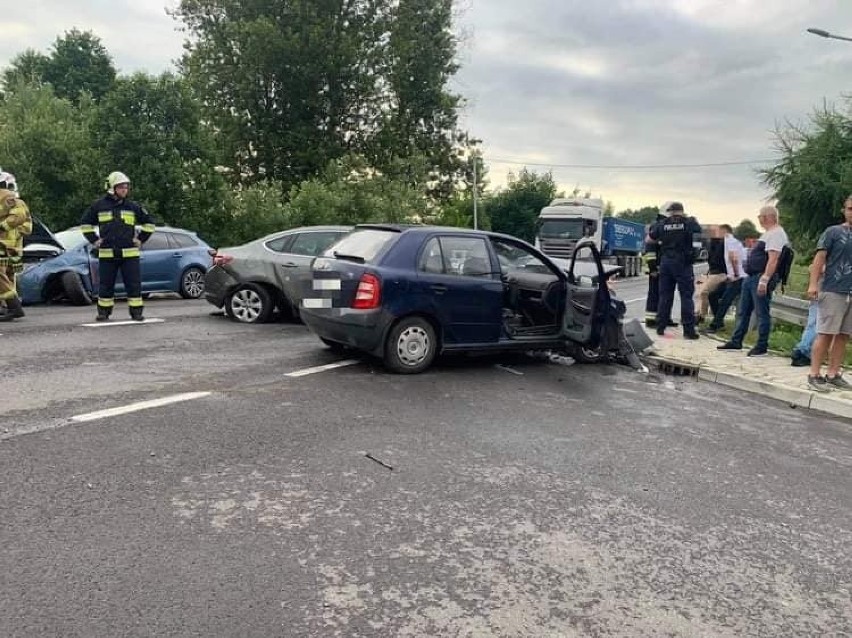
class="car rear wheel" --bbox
[227,284,273,323]
[179,267,205,299]
[383,317,437,374]
[61,271,93,306]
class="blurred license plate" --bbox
[312,278,341,291]
[302,298,333,309]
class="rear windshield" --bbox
[323,229,398,263]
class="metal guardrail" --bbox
[770,295,810,327]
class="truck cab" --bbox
[534,197,604,260]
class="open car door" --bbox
[561,239,608,345]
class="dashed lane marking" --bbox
[284,360,360,377]
[70,392,212,423]
[81,318,166,327]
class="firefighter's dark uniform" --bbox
[648,205,701,338]
[81,195,155,320]
[642,239,660,326]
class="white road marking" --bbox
[623,297,646,304]
[70,392,211,423]
[81,318,165,327]
[285,360,360,377]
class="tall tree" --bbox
[0,50,48,93]
[43,29,117,103]
[172,0,473,199]
[91,72,230,245]
[174,0,385,189]
[368,0,469,200]
[761,104,852,243]
[487,169,559,243]
[0,82,101,230]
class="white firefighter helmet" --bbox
[0,171,17,193]
[105,171,131,195]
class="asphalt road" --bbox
[1,296,850,637]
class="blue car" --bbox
[299,224,620,374]
[20,223,213,305]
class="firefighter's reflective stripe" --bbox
[120,210,136,225]
[141,223,156,233]
[122,247,140,258]
[128,297,144,308]
[98,297,115,308]
[98,211,113,223]
[81,224,96,234]
[98,248,115,259]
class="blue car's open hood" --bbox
[23,216,64,251]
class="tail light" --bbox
[352,273,381,309]
[213,252,234,266]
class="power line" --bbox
[483,156,779,170]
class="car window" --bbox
[264,234,293,253]
[438,236,492,278]
[323,229,397,263]
[417,238,445,274]
[142,233,171,251]
[289,231,347,256]
[492,238,553,275]
[54,229,89,249]
[170,233,199,248]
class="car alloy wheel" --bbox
[180,267,205,299]
[228,284,272,323]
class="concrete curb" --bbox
[647,353,852,421]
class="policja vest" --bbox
[656,214,698,262]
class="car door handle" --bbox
[281,262,299,268]
[172,253,182,258]
[430,284,448,294]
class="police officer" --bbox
[0,171,31,322]
[81,171,156,321]
[648,201,701,339]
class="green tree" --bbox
[91,72,230,245]
[173,0,473,200]
[487,169,559,243]
[761,104,852,244]
[44,29,117,103]
[616,206,660,225]
[733,219,760,241]
[0,82,101,230]
[368,0,470,201]
[1,50,48,93]
[1,30,116,103]
[175,0,386,189]
[285,154,430,227]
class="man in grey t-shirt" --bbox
[807,195,852,391]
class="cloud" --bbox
[2,0,851,225]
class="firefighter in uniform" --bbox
[0,172,31,322]
[648,201,702,340]
[81,172,156,321]
[643,213,679,328]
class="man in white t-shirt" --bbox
[718,206,789,356]
[703,224,747,333]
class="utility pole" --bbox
[472,155,479,230]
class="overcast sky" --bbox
[4,0,852,224]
